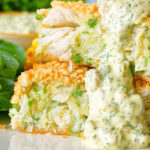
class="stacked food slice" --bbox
[25,1,101,70]
[9,0,150,150]
[10,61,89,134]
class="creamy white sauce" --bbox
[0,12,37,34]
[84,0,150,149]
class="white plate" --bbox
[0,128,150,150]
[0,113,150,150]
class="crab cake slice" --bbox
[25,1,102,69]
[9,61,89,135]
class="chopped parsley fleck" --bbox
[12,104,20,112]
[69,130,78,134]
[102,44,107,51]
[73,89,83,97]
[94,127,98,130]
[28,101,32,107]
[86,58,93,65]
[129,64,135,75]
[144,58,148,67]
[77,102,81,107]
[41,35,46,38]
[148,47,150,50]
[34,84,39,93]
[82,31,89,34]
[125,123,134,129]
[77,43,80,47]
[87,18,98,28]
[12,104,18,109]
[147,37,150,41]
[73,54,82,64]
[43,86,47,94]
[36,14,43,20]
[34,116,40,121]
[93,135,97,138]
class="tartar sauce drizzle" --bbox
[84,0,150,150]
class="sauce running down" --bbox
[84,0,150,150]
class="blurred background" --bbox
[0,0,96,12]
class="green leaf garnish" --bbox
[34,116,40,121]
[73,54,82,64]
[147,37,150,41]
[43,86,47,94]
[130,64,135,75]
[36,14,43,20]
[12,104,20,112]
[73,89,83,97]
[28,101,32,107]
[87,18,98,28]
[86,58,93,65]
[144,58,148,67]
[34,84,39,93]
[41,35,46,38]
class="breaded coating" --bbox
[10,61,89,135]
[13,61,88,104]
[37,1,99,17]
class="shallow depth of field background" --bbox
[0,0,96,12]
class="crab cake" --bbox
[25,1,102,70]
[9,61,89,135]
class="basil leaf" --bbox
[0,96,11,111]
[0,40,26,71]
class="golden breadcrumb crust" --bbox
[37,1,99,16]
[12,61,88,104]
[19,127,82,137]
[0,124,6,130]
[51,1,98,15]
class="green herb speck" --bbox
[36,14,43,20]
[82,31,89,34]
[73,89,83,97]
[86,58,93,65]
[34,116,40,121]
[41,35,46,38]
[34,84,39,93]
[147,37,150,41]
[102,44,107,51]
[12,104,20,112]
[130,64,135,75]
[28,101,32,107]
[144,58,148,67]
[87,18,98,28]
[43,86,47,94]
[73,54,82,64]
[93,135,97,138]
